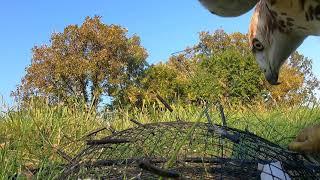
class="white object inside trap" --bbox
[258,161,291,180]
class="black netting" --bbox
[60,121,320,179]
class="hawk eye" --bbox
[252,38,264,51]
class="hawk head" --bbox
[199,0,307,85]
[248,2,306,85]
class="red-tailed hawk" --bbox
[199,0,320,85]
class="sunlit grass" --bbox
[1,100,320,179]
[111,103,320,146]
[0,100,105,179]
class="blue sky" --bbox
[0,0,319,105]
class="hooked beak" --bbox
[265,71,280,85]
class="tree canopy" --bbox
[140,30,319,107]
[14,20,319,109]
[14,16,148,108]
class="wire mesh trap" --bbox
[60,120,320,179]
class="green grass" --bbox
[0,100,105,179]
[1,101,320,179]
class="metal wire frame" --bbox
[60,121,320,179]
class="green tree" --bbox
[188,49,264,105]
[194,30,319,106]
[151,29,319,107]
[13,16,148,109]
[173,30,265,106]
[140,62,189,105]
[266,51,319,106]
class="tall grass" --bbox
[111,103,320,146]
[1,100,320,179]
[0,100,105,179]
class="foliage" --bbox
[12,17,319,108]
[139,62,190,105]
[145,29,319,107]
[13,16,148,109]
[188,49,264,105]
